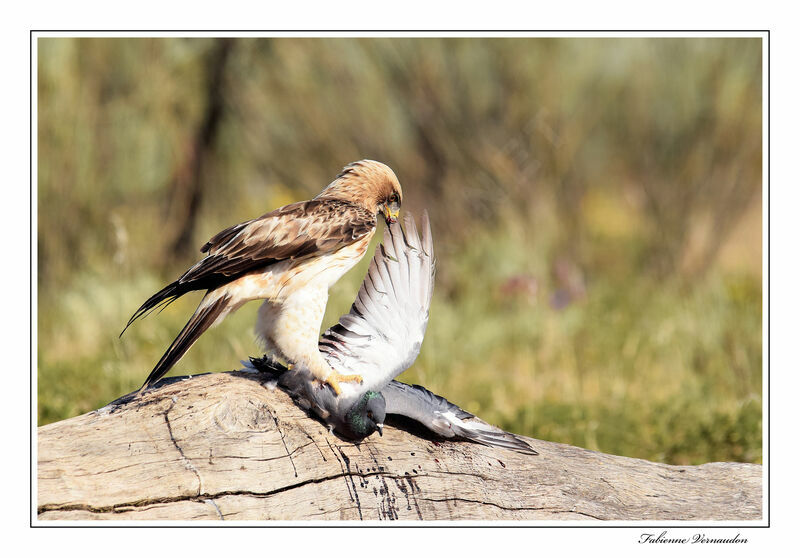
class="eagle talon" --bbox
[322,373,363,395]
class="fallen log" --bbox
[37,370,762,521]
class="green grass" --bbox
[400,220,761,465]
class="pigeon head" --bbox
[341,391,386,440]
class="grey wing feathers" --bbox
[318,211,435,393]
[382,380,474,427]
[382,381,538,455]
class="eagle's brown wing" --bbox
[187,199,375,282]
[122,199,376,333]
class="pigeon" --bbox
[243,211,537,455]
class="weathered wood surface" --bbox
[37,370,762,521]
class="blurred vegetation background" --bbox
[37,37,762,465]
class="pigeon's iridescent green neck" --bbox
[358,391,382,406]
[345,391,384,438]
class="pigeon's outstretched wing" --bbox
[318,211,435,394]
[243,211,538,454]
[382,381,538,455]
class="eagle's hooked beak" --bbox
[381,203,399,225]
[376,423,384,436]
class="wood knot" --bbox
[212,399,275,434]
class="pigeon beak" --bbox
[376,423,384,436]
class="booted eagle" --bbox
[123,160,403,395]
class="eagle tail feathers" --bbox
[120,281,187,337]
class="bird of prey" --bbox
[122,159,403,395]
[245,212,537,455]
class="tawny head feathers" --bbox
[316,160,403,224]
